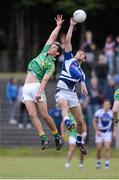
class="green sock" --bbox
[53,133,60,139]
[40,135,47,141]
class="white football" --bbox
[73,10,87,23]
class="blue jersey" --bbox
[57,51,86,92]
[94,108,113,132]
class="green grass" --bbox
[0,147,119,179]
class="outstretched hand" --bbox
[70,17,77,26]
[55,14,64,27]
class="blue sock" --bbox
[77,135,82,144]
[64,119,70,127]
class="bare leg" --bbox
[57,98,75,130]
[96,143,102,159]
[37,101,58,132]
[66,144,75,162]
[57,98,69,119]
[104,141,111,168]
[96,143,102,168]
[65,143,75,169]
[104,142,111,160]
[37,101,63,150]
[80,153,84,164]
[24,101,44,136]
[70,105,83,134]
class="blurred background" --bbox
[0,0,119,179]
[0,0,119,150]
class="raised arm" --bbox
[65,17,77,52]
[46,15,64,45]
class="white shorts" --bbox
[23,83,46,102]
[55,89,80,108]
[68,136,76,145]
[95,132,112,144]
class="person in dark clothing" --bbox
[87,77,101,127]
[95,54,109,94]
[104,76,115,107]
[81,31,96,65]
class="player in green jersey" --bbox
[23,15,64,150]
[61,112,87,169]
[112,88,119,123]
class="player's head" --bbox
[74,50,86,63]
[10,77,17,84]
[103,100,111,111]
[48,42,62,57]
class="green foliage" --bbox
[84,0,105,11]
[10,0,107,12]
[1,0,119,11]
[0,0,119,71]
[15,0,54,7]
[54,0,77,13]
[54,0,104,13]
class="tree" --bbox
[0,0,119,71]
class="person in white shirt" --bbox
[93,100,115,169]
[55,17,88,155]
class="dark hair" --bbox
[102,99,111,105]
[54,42,62,56]
[79,49,87,60]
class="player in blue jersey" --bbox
[55,17,88,155]
[93,100,115,169]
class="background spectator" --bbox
[49,105,62,134]
[95,54,109,93]
[81,61,93,91]
[56,33,66,79]
[93,100,115,169]
[104,76,115,107]
[104,35,115,75]
[17,80,32,129]
[87,77,101,127]
[81,31,96,65]
[6,77,18,125]
[115,35,119,73]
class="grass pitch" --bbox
[0,147,119,179]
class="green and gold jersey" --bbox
[27,44,56,82]
[114,88,119,100]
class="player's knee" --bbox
[28,111,37,120]
[105,147,110,152]
[69,145,75,152]
[97,147,102,152]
